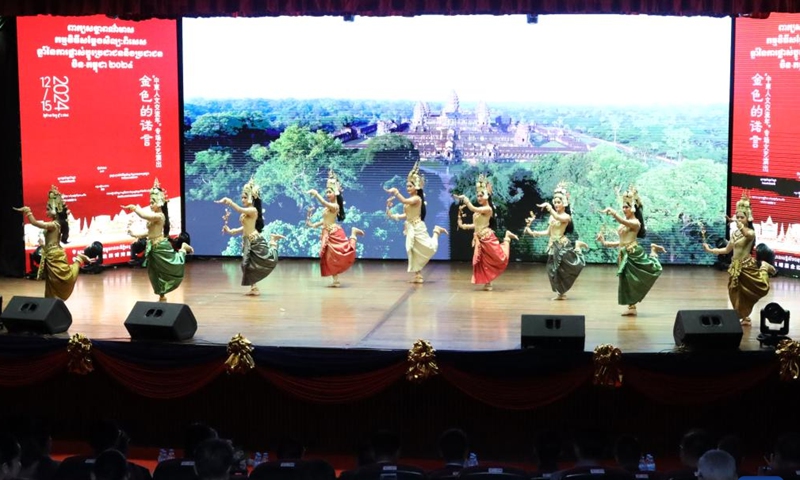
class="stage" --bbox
[1,258,797,352]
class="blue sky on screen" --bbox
[182,14,731,106]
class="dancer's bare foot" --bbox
[650,243,666,255]
[411,272,424,284]
[351,227,365,238]
[741,317,752,326]
[159,295,167,302]
[330,275,342,288]
[181,243,194,255]
[621,305,637,316]
[483,282,494,291]
[505,231,519,242]
[761,262,777,276]
[245,286,261,296]
[433,226,449,236]
[552,293,566,300]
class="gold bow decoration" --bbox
[592,344,623,387]
[406,339,439,383]
[776,338,800,381]
[225,333,255,375]
[67,333,94,375]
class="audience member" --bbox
[614,435,641,473]
[194,439,234,480]
[716,435,751,477]
[153,423,218,480]
[427,429,468,478]
[768,432,800,479]
[533,430,562,477]
[91,450,129,480]
[696,450,736,480]
[665,429,715,480]
[0,432,22,480]
[12,416,59,480]
[550,430,632,480]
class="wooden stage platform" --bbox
[1,258,798,352]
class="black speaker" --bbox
[0,296,72,334]
[673,309,742,349]
[124,302,197,341]
[521,314,585,350]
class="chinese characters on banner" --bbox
[17,16,180,266]
[731,14,800,274]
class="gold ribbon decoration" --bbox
[67,333,94,375]
[225,333,255,375]
[776,338,800,382]
[406,339,439,383]
[592,344,623,387]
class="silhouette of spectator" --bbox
[194,439,234,480]
[533,430,561,477]
[665,429,715,480]
[768,432,800,479]
[428,429,468,478]
[91,450,129,480]
[0,432,22,480]
[153,423,218,480]
[614,436,642,473]
[696,450,736,480]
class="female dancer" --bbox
[453,174,518,291]
[702,191,776,325]
[216,177,283,296]
[385,161,448,284]
[523,182,588,300]
[305,169,364,287]
[596,186,665,316]
[123,179,193,302]
[14,186,89,300]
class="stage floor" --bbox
[1,258,797,352]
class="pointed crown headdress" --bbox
[735,190,753,222]
[553,181,570,207]
[618,185,642,212]
[150,178,167,207]
[476,173,493,197]
[326,169,342,196]
[47,185,67,213]
[242,176,260,201]
[407,161,425,190]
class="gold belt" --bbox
[619,241,639,253]
[148,236,165,246]
[475,228,494,240]
[406,218,422,226]
[324,224,342,233]
[246,231,262,241]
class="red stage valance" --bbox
[0,0,796,20]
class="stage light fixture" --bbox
[757,302,790,348]
[81,241,104,274]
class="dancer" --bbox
[216,177,283,296]
[305,169,364,287]
[14,186,90,300]
[123,179,193,302]
[596,185,664,316]
[523,182,588,300]
[385,161,448,284]
[702,191,776,326]
[453,173,518,291]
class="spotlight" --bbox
[526,14,539,24]
[757,302,790,348]
[81,241,104,274]
[129,238,147,268]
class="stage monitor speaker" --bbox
[0,296,72,334]
[521,314,585,350]
[124,302,197,341]
[673,309,742,349]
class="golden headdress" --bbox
[326,169,342,196]
[476,173,493,197]
[735,190,753,222]
[150,178,167,207]
[553,181,570,207]
[47,185,67,213]
[407,161,425,190]
[242,176,260,201]
[618,185,642,212]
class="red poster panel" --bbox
[17,15,180,266]
[732,14,800,274]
